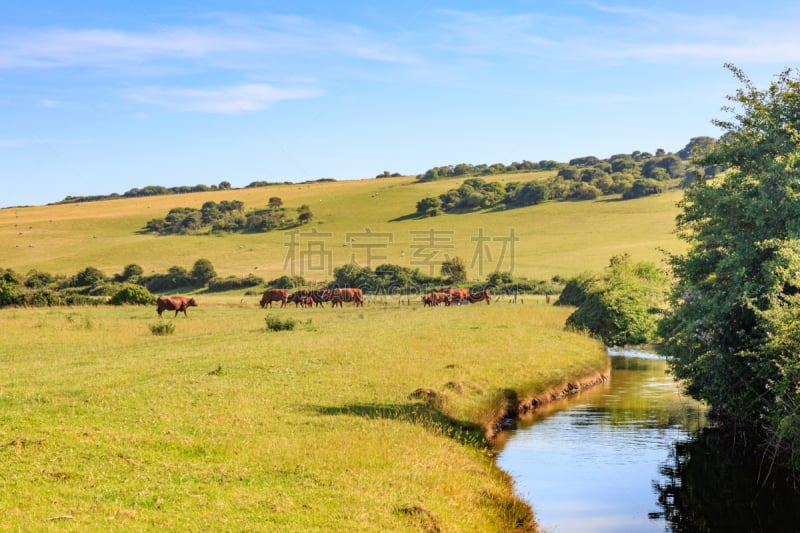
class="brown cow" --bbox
[157,295,198,317]
[466,289,492,304]
[260,289,288,308]
[289,290,329,307]
[422,292,449,307]
[330,287,363,307]
[436,287,469,305]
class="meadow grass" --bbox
[0,174,684,281]
[0,298,606,531]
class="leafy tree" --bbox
[74,266,106,287]
[677,136,717,160]
[191,259,216,287]
[659,65,800,471]
[416,196,442,216]
[115,263,144,283]
[268,197,283,209]
[297,205,314,223]
[24,269,55,288]
[622,178,664,200]
[441,256,467,284]
[0,270,23,307]
[509,181,549,207]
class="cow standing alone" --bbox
[157,295,198,317]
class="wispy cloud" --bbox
[432,4,800,65]
[0,15,415,71]
[128,83,321,114]
[0,139,23,149]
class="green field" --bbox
[0,175,681,531]
[0,174,684,281]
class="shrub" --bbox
[27,289,62,307]
[110,285,157,305]
[207,274,264,292]
[150,321,175,336]
[265,315,296,332]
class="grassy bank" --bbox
[0,297,607,531]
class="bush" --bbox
[26,289,62,307]
[565,255,667,346]
[110,285,157,305]
[265,315,296,332]
[150,321,175,336]
[0,279,24,307]
[555,272,597,306]
[207,274,264,292]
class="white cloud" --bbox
[128,83,321,114]
[432,4,800,65]
[0,15,415,71]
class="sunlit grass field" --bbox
[0,175,679,530]
[1,298,606,531]
[0,174,684,282]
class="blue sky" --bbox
[3,1,800,207]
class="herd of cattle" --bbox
[155,287,491,317]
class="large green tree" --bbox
[659,65,800,469]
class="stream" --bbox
[494,348,800,532]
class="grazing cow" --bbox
[330,287,364,307]
[301,296,314,308]
[260,289,288,308]
[423,292,449,307]
[466,289,492,304]
[289,289,330,307]
[436,287,469,305]
[157,295,198,317]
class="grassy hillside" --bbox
[0,174,684,283]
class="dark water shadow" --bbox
[652,427,800,532]
[308,401,486,448]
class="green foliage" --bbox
[114,263,144,283]
[191,258,217,286]
[297,204,314,223]
[109,284,156,305]
[566,254,667,345]
[150,321,176,336]
[555,272,597,307]
[441,256,467,284]
[145,199,309,235]
[265,315,296,332]
[206,274,264,292]
[267,275,306,289]
[622,179,665,200]
[73,266,106,287]
[142,265,193,292]
[0,278,24,307]
[659,65,800,471]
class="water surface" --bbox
[495,353,705,532]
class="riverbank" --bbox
[0,298,608,531]
[484,362,612,441]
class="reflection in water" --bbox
[496,354,800,532]
[495,355,705,533]
[653,429,800,532]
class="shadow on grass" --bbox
[308,401,488,448]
